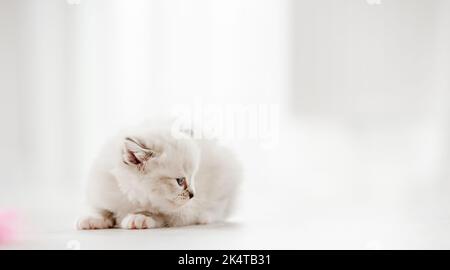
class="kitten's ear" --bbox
[122,137,154,166]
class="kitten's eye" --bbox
[176,177,185,186]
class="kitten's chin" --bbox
[164,200,191,212]
[150,199,186,213]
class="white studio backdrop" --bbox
[1,0,450,237]
[0,0,288,189]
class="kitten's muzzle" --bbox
[188,192,194,199]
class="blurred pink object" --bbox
[0,210,18,245]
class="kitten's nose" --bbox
[188,192,194,199]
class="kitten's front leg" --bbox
[76,210,115,230]
[119,213,164,229]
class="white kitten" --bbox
[76,121,242,229]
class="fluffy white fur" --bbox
[76,121,242,229]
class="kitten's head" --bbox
[113,131,200,212]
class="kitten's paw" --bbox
[120,214,156,229]
[76,216,114,230]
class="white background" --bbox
[0,0,450,249]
